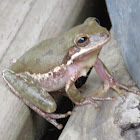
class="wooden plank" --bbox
[0,0,34,59]
[0,0,87,139]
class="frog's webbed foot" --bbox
[114,82,140,95]
[83,96,116,110]
[96,74,140,98]
[66,84,116,110]
[32,106,72,129]
[22,103,72,129]
[94,58,140,98]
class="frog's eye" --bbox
[75,34,89,47]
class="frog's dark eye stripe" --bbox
[75,34,89,47]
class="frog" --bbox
[2,17,139,129]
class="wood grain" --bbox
[0,0,87,139]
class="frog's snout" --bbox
[100,31,110,39]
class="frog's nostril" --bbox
[106,33,110,38]
[100,32,109,38]
[100,33,105,37]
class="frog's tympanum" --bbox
[2,18,139,129]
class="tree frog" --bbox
[2,17,139,129]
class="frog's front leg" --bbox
[94,58,140,96]
[65,67,115,109]
[2,69,71,129]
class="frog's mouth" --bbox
[67,32,110,65]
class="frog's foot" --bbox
[34,108,72,129]
[74,96,116,110]
[21,97,72,129]
[94,58,140,97]
[115,82,140,95]
[94,89,108,96]
[103,78,140,97]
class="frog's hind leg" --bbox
[29,104,71,129]
[2,69,71,129]
[66,83,116,110]
[94,58,140,97]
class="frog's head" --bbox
[67,17,110,65]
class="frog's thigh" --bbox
[2,69,56,113]
[66,82,85,103]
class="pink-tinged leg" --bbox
[5,83,72,129]
[2,69,72,130]
[66,81,116,110]
[66,63,116,110]
[31,105,72,129]
[94,58,140,96]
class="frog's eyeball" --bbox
[75,34,89,47]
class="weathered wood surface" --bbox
[0,0,87,139]
[1,0,139,140]
[59,30,140,140]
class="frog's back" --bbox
[9,17,107,74]
[10,25,82,74]
[9,37,70,74]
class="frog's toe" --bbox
[94,89,108,95]
[102,77,140,97]
[114,82,140,96]
[113,86,125,97]
[45,117,63,129]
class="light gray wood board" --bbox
[0,0,87,139]
[59,29,140,140]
